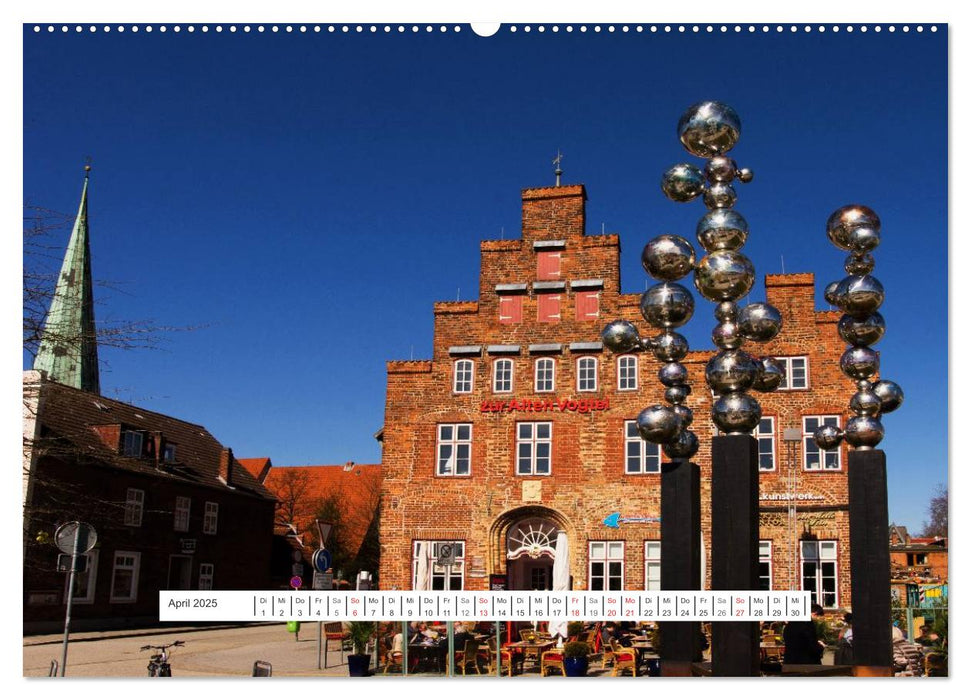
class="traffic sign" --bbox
[290,575,303,589]
[313,548,332,573]
[313,571,334,590]
[54,521,97,555]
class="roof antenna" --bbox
[781,254,786,274]
[601,222,605,235]
[553,150,563,187]
[410,345,414,360]
[500,226,505,240]
[456,288,461,301]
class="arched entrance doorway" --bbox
[489,506,572,591]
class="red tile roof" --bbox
[238,457,273,482]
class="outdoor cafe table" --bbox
[408,642,447,674]
[504,640,556,674]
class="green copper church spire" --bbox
[33,166,100,394]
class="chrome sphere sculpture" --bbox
[814,205,904,450]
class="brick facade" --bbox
[379,183,857,610]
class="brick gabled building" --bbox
[379,181,859,609]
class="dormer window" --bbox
[163,444,177,462]
[121,430,144,457]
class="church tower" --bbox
[33,166,100,394]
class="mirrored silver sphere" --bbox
[872,379,904,414]
[641,234,697,282]
[844,415,885,449]
[703,182,737,209]
[672,404,694,428]
[813,424,844,450]
[826,204,881,251]
[665,384,691,405]
[677,101,742,158]
[752,356,786,392]
[738,302,783,343]
[705,156,737,183]
[601,319,642,354]
[850,388,883,417]
[640,282,695,329]
[840,345,880,381]
[837,312,885,346]
[661,163,706,203]
[712,321,743,349]
[711,391,762,434]
[659,362,689,387]
[714,300,739,322]
[694,251,756,302]
[652,331,690,362]
[664,430,699,460]
[835,274,885,318]
[705,349,759,394]
[737,167,754,183]
[824,280,842,307]
[636,404,683,444]
[848,226,881,254]
[845,253,875,275]
[696,209,749,252]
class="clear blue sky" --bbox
[22,23,946,532]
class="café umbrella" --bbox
[547,531,570,643]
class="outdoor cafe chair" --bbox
[323,621,348,665]
[541,649,566,677]
[454,639,483,675]
[610,641,638,677]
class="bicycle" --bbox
[140,640,184,677]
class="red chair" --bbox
[323,622,348,667]
[541,650,565,676]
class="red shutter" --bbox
[537,294,561,323]
[498,296,523,324]
[537,251,561,280]
[576,291,600,320]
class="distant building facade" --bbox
[889,525,948,608]
[378,181,857,608]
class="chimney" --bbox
[521,184,586,243]
[219,447,235,486]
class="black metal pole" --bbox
[710,434,760,676]
[848,449,892,675]
[659,458,701,676]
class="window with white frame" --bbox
[121,430,143,457]
[517,422,551,475]
[625,421,661,474]
[589,541,625,590]
[801,540,838,607]
[644,541,661,591]
[413,541,465,590]
[203,502,219,535]
[453,359,474,394]
[803,416,842,470]
[109,551,140,603]
[66,550,99,604]
[757,417,776,471]
[199,563,214,590]
[534,357,555,393]
[778,356,809,390]
[617,355,638,391]
[759,540,772,591]
[493,358,514,393]
[437,424,472,476]
[124,488,144,527]
[576,356,598,392]
[174,496,191,532]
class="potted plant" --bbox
[346,621,376,676]
[562,640,590,677]
[567,621,585,641]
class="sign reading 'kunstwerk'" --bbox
[480,398,610,414]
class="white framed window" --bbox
[109,551,140,603]
[453,359,474,394]
[803,416,842,471]
[493,358,514,394]
[576,356,598,392]
[413,541,465,590]
[644,541,661,591]
[617,355,638,391]
[121,430,143,457]
[124,488,144,527]
[801,540,838,607]
[757,417,776,471]
[174,496,191,532]
[759,540,773,591]
[203,502,219,535]
[516,422,552,475]
[534,357,555,393]
[437,423,472,476]
[778,356,809,390]
[199,563,214,590]
[66,550,99,604]
[625,421,661,474]
[589,541,625,590]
